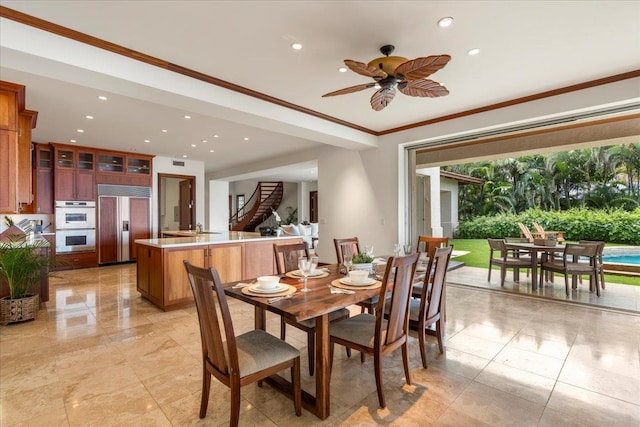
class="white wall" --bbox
[152,156,205,237]
[208,180,229,231]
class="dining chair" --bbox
[517,222,535,243]
[487,238,533,286]
[538,243,600,296]
[183,261,301,425]
[579,240,606,289]
[403,245,453,368]
[333,237,377,313]
[413,236,450,295]
[329,252,419,408]
[273,242,351,376]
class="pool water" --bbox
[602,255,640,265]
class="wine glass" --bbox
[298,256,312,292]
[310,256,319,274]
[343,254,353,273]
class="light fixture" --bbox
[69,139,76,143]
[338,67,347,73]
[243,137,249,141]
[182,154,187,158]
[467,48,480,56]
[85,115,94,119]
[213,134,219,138]
[77,129,84,133]
[438,17,454,27]
[144,139,150,143]
[209,149,215,153]
[184,115,191,119]
[191,144,197,147]
[97,95,108,101]
[161,129,168,133]
[374,83,381,90]
[201,139,208,143]
[291,42,302,50]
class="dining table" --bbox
[504,242,566,290]
[224,263,382,420]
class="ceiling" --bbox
[1,1,639,181]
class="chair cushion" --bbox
[310,222,319,237]
[232,329,300,378]
[384,298,424,322]
[296,308,350,328]
[280,224,300,236]
[330,314,387,348]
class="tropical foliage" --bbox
[446,143,640,220]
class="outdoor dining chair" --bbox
[538,242,600,296]
[579,240,606,289]
[329,253,419,408]
[183,261,302,425]
[273,242,351,376]
[487,238,533,286]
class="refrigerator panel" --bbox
[121,196,130,262]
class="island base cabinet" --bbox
[207,244,242,283]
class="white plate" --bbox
[339,277,376,287]
[248,284,289,294]
[290,269,324,277]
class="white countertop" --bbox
[136,231,300,248]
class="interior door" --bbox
[310,191,318,223]
[179,179,192,230]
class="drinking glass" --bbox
[364,245,374,257]
[298,256,312,292]
[403,243,413,255]
[310,256,319,273]
[343,254,353,272]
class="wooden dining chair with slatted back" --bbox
[183,261,301,426]
[333,237,377,314]
[408,245,453,368]
[487,238,533,286]
[273,242,351,376]
[329,252,420,408]
[538,243,600,296]
[412,236,449,297]
[579,240,606,290]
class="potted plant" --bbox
[0,237,50,325]
[351,252,374,273]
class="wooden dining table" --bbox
[505,242,565,289]
[224,264,381,420]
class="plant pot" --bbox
[352,263,373,273]
[258,226,273,236]
[0,294,39,325]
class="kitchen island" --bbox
[135,231,302,311]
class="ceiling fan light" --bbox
[374,83,381,90]
[367,55,408,76]
[438,17,453,27]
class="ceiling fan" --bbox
[322,45,451,111]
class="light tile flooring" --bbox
[1,264,639,426]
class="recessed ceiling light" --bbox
[438,17,454,27]
[201,139,208,143]
[243,137,249,141]
[467,48,480,55]
[182,155,187,158]
[69,139,76,143]
[209,149,215,153]
[338,67,347,73]
[144,139,150,143]
[85,115,94,119]
[213,134,219,138]
[161,129,168,133]
[191,144,197,147]
[291,42,302,50]
[97,95,108,101]
[184,115,191,119]
[77,129,84,133]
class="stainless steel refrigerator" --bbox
[98,185,151,264]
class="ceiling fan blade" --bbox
[398,79,449,97]
[322,83,376,97]
[370,87,396,111]
[393,55,451,80]
[344,59,387,79]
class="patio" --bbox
[446,265,640,313]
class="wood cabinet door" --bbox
[243,241,276,279]
[54,168,74,201]
[35,168,53,214]
[164,247,205,306]
[98,196,118,264]
[136,246,150,294]
[17,114,32,205]
[76,169,95,200]
[148,248,163,300]
[129,197,150,261]
[0,130,18,213]
[208,244,243,283]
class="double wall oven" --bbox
[55,201,96,253]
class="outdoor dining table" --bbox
[224,263,382,420]
[505,242,566,290]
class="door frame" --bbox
[158,173,195,235]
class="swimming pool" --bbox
[602,247,640,275]
[602,254,640,265]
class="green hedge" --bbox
[457,208,640,244]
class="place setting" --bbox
[240,275,296,298]
[331,269,381,291]
[285,267,330,279]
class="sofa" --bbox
[279,223,318,248]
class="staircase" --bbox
[230,182,283,232]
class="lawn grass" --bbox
[450,239,639,286]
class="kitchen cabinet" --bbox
[96,150,153,186]
[207,243,243,283]
[17,111,37,206]
[33,144,54,214]
[0,81,23,213]
[136,245,163,302]
[52,144,96,201]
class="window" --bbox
[236,194,245,213]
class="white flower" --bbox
[273,211,281,222]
